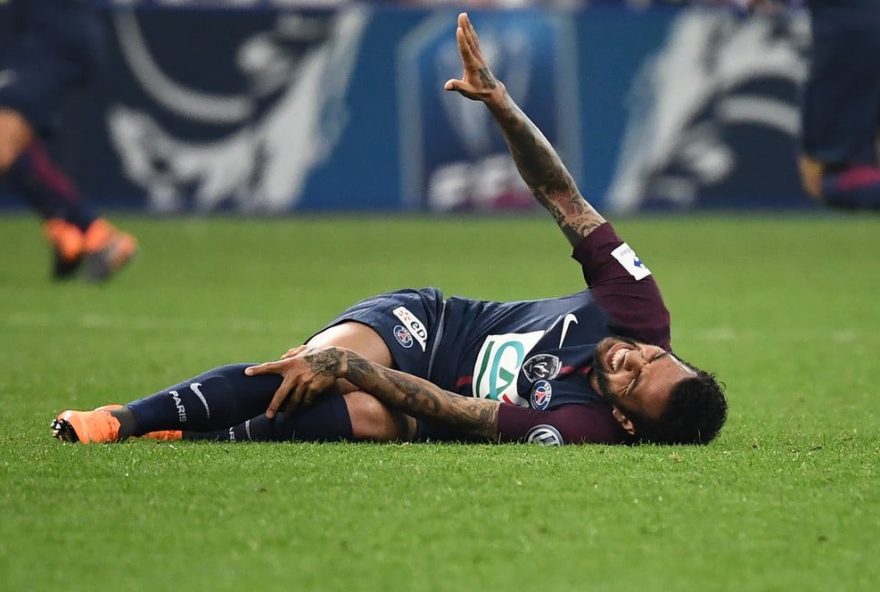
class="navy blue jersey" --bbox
[320,223,670,445]
[431,223,669,444]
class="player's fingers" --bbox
[461,14,481,56]
[302,387,318,408]
[286,381,309,413]
[281,345,306,360]
[245,361,282,376]
[266,377,295,418]
[456,26,473,68]
[458,24,485,76]
[444,80,480,100]
[459,11,475,41]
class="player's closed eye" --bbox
[624,352,667,396]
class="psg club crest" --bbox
[393,325,414,349]
[522,354,562,382]
[530,380,553,410]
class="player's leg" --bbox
[799,17,880,209]
[53,365,410,445]
[0,29,137,280]
[52,363,282,443]
[0,109,33,172]
[52,291,439,443]
[158,323,416,443]
[51,326,414,444]
[180,391,412,443]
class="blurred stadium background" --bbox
[0,0,813,215]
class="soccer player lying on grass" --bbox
[52,13,727,447]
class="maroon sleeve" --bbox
[572,222,671,350]
[497,403,631,445]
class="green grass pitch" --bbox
[0,213,877,591]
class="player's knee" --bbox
[344,391,413,441]
[307,321,394,369]
[0,138,19,173]
[0,109,33,173]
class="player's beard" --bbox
[591,336,639,404]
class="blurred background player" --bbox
[774,0,880,209]
[0,0,136,281]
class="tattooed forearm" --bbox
[342,351,500,440]
[488,92,606,246]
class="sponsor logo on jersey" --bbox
[522,353,562,382]
[530,380,553,410]
[611,243,652,280]
[525,424,564,446]
[392,306,428,351]
[473,331,544,406]
[393,325,414,349]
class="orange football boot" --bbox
[139,429,183,442]
[43,218,84,279]
[82,219,138,282]
[51,404,183,443]
[51,405,122,444]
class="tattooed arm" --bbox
[246,346,500,440]
[444,12,606,247]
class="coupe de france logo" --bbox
[393,325,413,349]
[107,7,369,213]
[472,330,544,406]
[525,425,564,446]
[530,380,553,410]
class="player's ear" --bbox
[611,407,636,436]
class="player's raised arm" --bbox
[444,12,606,247]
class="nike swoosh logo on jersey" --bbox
[559,313,578,348]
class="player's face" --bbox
[592,337,695,426]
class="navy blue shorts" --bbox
[313,288,481,443]
[0,9,103,132]
[801,14,880,166]
[313,287,447,379]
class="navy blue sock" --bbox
[7,140,97,230]
[126,363,282,435]
[823,167,880,210]
[182,396,353,442]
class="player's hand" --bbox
[443,12,505,105]
[245,345,345,418]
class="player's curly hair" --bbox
[631,370,728,445]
